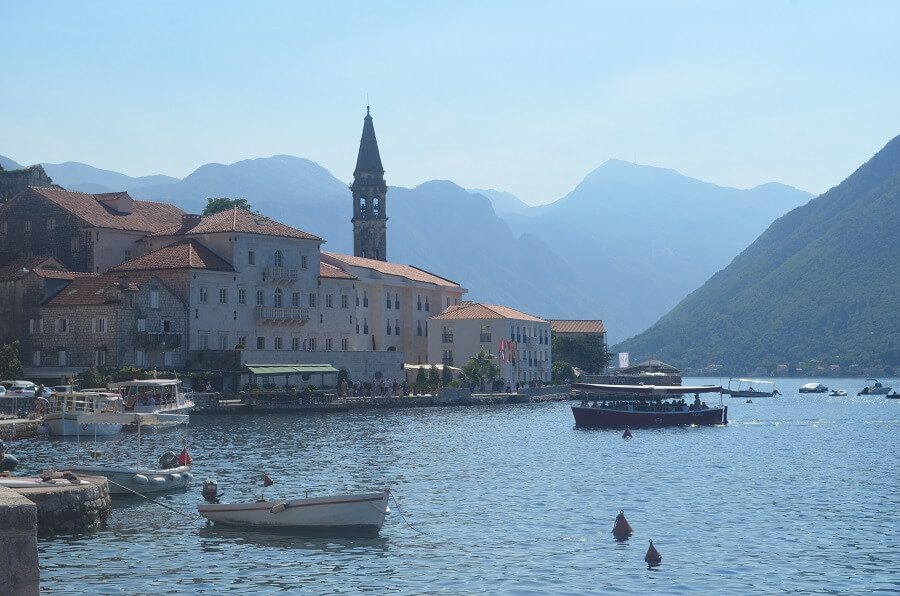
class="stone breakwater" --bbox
[4,475,112,536]
[0,487,40,595]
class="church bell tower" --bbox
[351,106,388,261]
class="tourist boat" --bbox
[62,412,193,495]
[720,378,779,397]
[829,389,847,397]
[799,382,829,393]
[570,383,727,427]
[42,391,126,436]
[197,480,390,535]
[857,379,892,396]
[108,378,195,415]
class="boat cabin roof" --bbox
[733,379,775,385]
[572,383,722,397]
[109,379,181,388]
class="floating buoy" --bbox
[612,510,634,538]
[645,539,662,564]
[746,399,752,403]
[178,447,192,466]
[89,449,102,459]
[622,426,632,439]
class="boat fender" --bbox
[270,502,288,514]
[132,474,149,485]
[150,476,166,486]
[182,472,194,482]
[612,510,634,538]
[167,474,178,481]
[645,540,662,564]
[38,424,49,436]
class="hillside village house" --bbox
[428,302,552,385]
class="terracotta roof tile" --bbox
[151,207,321,241]
[322,252,460,287]
[549,320,606,334]
[0,255,66,280]
[109,239,235,272]
[18,186,184,232]
[43,273,166,306]
[320,262,356,280]
[431,302,546,323]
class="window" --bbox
[256,290,265,306]
[56,318,69,333]
[363,291,368,307]
[124,249,132,262]
[94,318,107,333]
[32,350,41,366]
[394,294,399,309]
[163,351,173,366]
[386,293,391,309]
[363,319,369,334]
[395,322,400,336]
[0,221,6,234]
[341,338,349,351]
[58,349,67,366]
[417,295,422,311]
[150,290,160,309]
[137,318,146,331]
[70,237,78,252]
[418,320,422,336]
[274,337,283,350]
[309,293,317,308]
[218,335,229,350]
[292,337,300,351]
[136,350,146,366]
[341,295,349,309]
[373,197,380,216]
[359,197,366,214]
[95,349,107,366]
[301,255,308,269]
[238,336,246,348]
[24,220,32,233]
[274,250,283,267]
[248,250,255,265]
[292,292,300,307]
[256,336,265,349]
[219,288,228,304]
[425,321,428,336]
[198,333,209,350]
[308,338,316,351]
[325,338,333,351]
[29,318,43,334]
[447,297,451,308]
[47,218,56,231]
[238,289,246,305]
[425,296,430,312]
[274,288,283,308]
[326,294,333,308]
[199,287,208,303]
[481,325,492,343]
[162,319,172,332]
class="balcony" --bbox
[263,267,299,283]
[441,333,454,343]
[255,306,309,324]
[135,331,182,349]
[480,333,492,343]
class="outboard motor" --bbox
[202,480,222,504]
[159,451,178,470]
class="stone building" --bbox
[428,302,552,384]
[0,186,184,274]
[0,164,55,203]
[351,107,388,261]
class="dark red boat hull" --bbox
[571,405,727,428]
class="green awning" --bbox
[245,365,339,375]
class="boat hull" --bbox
[63,464,193,494]
[43,413,123,437]
[198,490,390,534]
[572,405,727,428]
[721,389,776,398]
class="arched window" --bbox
[274,250,283,267]
[359,197,367,214]
[274,288,283,308]
[373,197,380,216]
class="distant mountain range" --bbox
[615,136,900,372]
[1,151,812,345]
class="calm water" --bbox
[8,377,900,594]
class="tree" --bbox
[202,197,256,216]
[415,366,427,388]
[0,341,23,380]
[428,365,440,386]
[552,334,612,373]
[441,365,453,386]
[461,350,500,393]
[552,360,575,385]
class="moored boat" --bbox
[721,378,780,397]
[108,378,195,415]
[829,389,847,397]
[197,480,390,534]
[42,391,125,436]
[799,382,829,393]
[570,383,727,427]
[857,379,892,396]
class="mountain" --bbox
[614,136,900,373]
[502,160,813,341]
[40,161,179,194]
[0,154,24,171]
[467,188,532,215]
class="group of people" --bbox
[340,378,410,398]
[579,395,709,412]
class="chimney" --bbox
[181,214,202,230]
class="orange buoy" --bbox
[612,510,634,538]
[645,539,662,564]
[622,426,632,439]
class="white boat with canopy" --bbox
[42,391,125,436]
[720,378,779,398]
[108,378,195,415]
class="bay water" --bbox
[8,377,899,594]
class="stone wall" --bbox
[0,487,40,595]
[0,165,54,203]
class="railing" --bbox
[263,267,299,282]
[255,306,310,322]
[135,331,182,348]
[480,333,492,343]
[441,333,454,343]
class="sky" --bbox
[2,1,899,205]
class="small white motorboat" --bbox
[197,479,390,535]
[829,389,847,397]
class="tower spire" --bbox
[351,107,388,261]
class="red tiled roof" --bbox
[322,252,460,287]
[549,320,606,334]
[109,239,234,272]
[320,262,356,280]
[18,186,184,232]
[0,255,67,280]
[151,207,321,241]
[43,273,170,306]
[431,302,546,323]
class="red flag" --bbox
[263,473,274,487]
[177,447,192,466]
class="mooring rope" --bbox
[387,489,426,535]
[106,478,202,521]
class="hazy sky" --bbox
[3,1,899,205]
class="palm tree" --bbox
[462,351,500,393]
